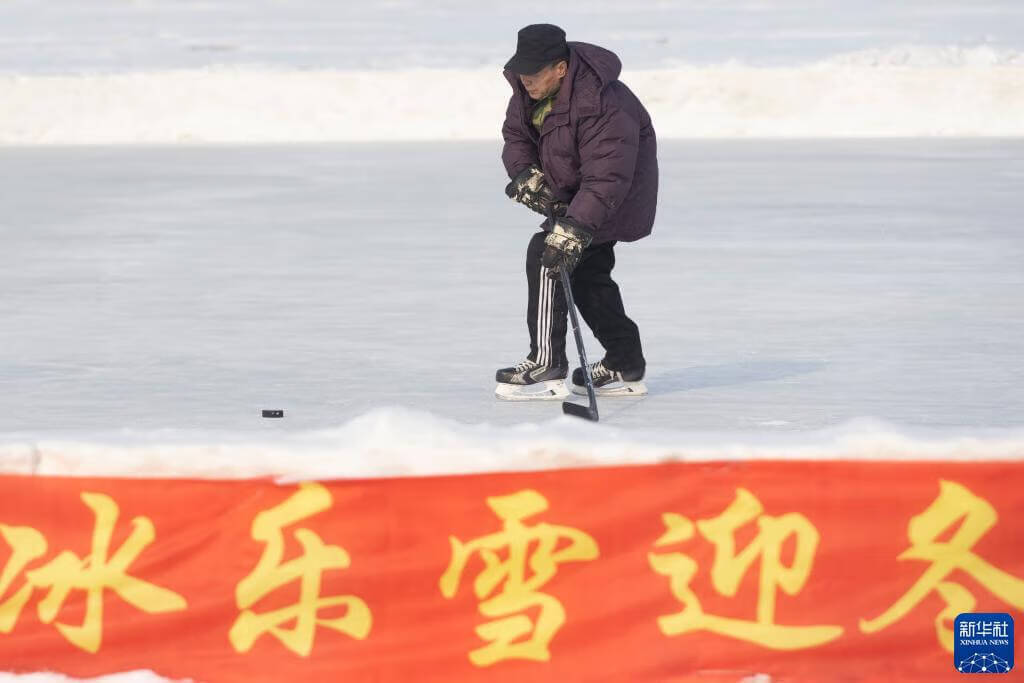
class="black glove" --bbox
[505,164,567,218]
[541,217,592,279]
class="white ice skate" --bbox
[571,360,648,397]
[494,359,570,401]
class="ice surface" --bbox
[2,140,1022,442]
[1,0,1022,72]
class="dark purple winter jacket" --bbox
[502,41,658,243]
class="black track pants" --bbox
[525,230,645,371]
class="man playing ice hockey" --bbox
[496,23,658,400]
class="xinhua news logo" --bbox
[954,613,1014,674]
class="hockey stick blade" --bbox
[563,401,598,421]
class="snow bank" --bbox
[2,47,1022,144]
[0,670,769,683]
[0,672,185,683]
[814,44,1024,68]
[1,408,1021,482]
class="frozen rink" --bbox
[2,139,1022,438]
[2,3,1023,682]
[3,0,1022,73]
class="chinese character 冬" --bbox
[229,482,371,657]
[860,480,1024,652]
[439,489,599,666]
[0,492,187,653]
[649,488,843,650]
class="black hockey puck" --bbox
[262,409,284,418]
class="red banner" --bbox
[1,461,1022,682]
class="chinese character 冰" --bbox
[0,492,187,653]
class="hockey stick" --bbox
[559,267,599,422]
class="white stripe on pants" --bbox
[536,265,554,366]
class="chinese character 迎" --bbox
[649,488,843,650]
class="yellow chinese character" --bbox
[0,525,48,633]
[0,492,187,653]
[439,489,598,667]
[229,482,371,657]
[860,480,1024,651]
[649,488,843,650]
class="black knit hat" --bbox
[504,24,569,75]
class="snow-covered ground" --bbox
[2,140,1022,446]
[5,58,1023,143]
[0,673,182,683]
[2,1,1023,142]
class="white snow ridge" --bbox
[2,409,1023,482]
[2,46,1022,144]
[0,672,188,683]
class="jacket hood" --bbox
[567,41,621,88]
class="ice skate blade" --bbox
[495,380,570,401]
[571,380,647,397]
